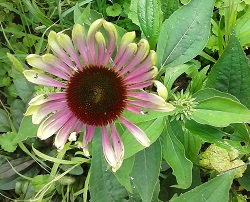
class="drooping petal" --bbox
[37,107,73,140]
[120,116,151,147]
[127,100,175,112]
[102,126,117,168]
[57,33,83,70]
[26,54,69,80]
[23,70,67,88]
[82,125,95,156]
[54,116,78,150]
[32,100,67,124]
[72,24,90,66]
[103,20,118,66]
[110,123,124,172]
[28,92,66,106]
[119,39,150,76]
[126,91,167,106]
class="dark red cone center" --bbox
[66,66,127,126]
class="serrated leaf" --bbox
[170,171,235,202]
[206,33,250,108]
[89,129,128,201]
[157,0,214,68]
[162,119,193,189]
[0,132,18,152]
[130,139,161,202]
[137,0,162,48]
[192,97,250,127]
[161,0,179,20]
[128,0,140,26]
[122,117,165,159]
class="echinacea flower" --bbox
[24,19,175,171]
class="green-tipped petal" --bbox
[114,31,136,64]
[154,80,168,100]
[103,20,118,65]
[72,24,90,66]
[87,19,104,64]
[95,31,106,66]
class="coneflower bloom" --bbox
[24,19,175,171]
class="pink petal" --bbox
[102,126,117,168]
[125,105,142,114]
[57,33,83,71]
[126,81,153,90]
[54,116,78,150]
[82,125,95,156]
[110,123,124,172]
[103,21,117,66]
[126,92,166,106]
[29,92,66,106]
[72,24,90,66]
[119,116,150,147]
[119,39,149,76]
[23,70,66,88]
[26,55,69,80]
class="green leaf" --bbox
[193,88,239,102]
[130,139,162,202]
[164,63,192,93]
[161,0,179,20]
[157,0,214,68]
[235,11,250,46]
[122,117,165,158]
[32,174,54,192]
[0,108,11,132]
[170,171,235,202]
[114,156,135,193]
[0,157,34,179]
[174,121,202,162]
[206,33,250,108]
[121,109,175,124]
[184,120,225,143]
[192,97,250,127]
[238,166,250,191]
[7,53,25,73]
[89,129,128,201]
[15,116,39,143]
[10,99,25,126]
[137,0,162,48]
[162,119,193,189]
[12,70,35,102]
[106,3,122,17]
[231,123,250,143]
[0,132,18,152]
